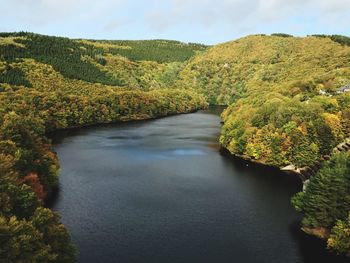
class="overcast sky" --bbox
[0,0,349,44]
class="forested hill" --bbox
[176,34,350,257]
[0,32,207,88]
[0,33,208,262]
[176,34,350,167]
[176,34,350,105]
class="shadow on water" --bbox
[44,186,60,208]
[289,221,349,263]
[221,147,349,263]
[220,146,303,190]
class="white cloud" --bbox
[0,0,348,42]
[1,0,123,24]
[318,0,350,13]
[145,0,350,34]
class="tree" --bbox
[0,176,39,220]
[328,213,350,256]
[0,216,54,262]
[32,208,77,263]
[292,152,350,228]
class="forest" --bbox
[292,152,350,256]
[0,32,207,87]
[176,35,350,167]
[1,32,350,260]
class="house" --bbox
[336,83,350,94]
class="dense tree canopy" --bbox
[292,153,350,255]
[177,35,350,167]
[0,32,207,87]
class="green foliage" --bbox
[0,63,32,87]
[0,215,55,262]
[312,34,350,47]
[95,39,207,62]
[220,94,349,167]
[177,35,350,105]
[31,208,77,263]
[292,153,350,228]
[292,153,350,255]
[271,33,294,37]
[328,213,350,256]
[0,176,39,220]
[0,32,207,88]
[0,209,76,263]
[0,112,59,193]
[0,33,122,86]
[178,35,350,167]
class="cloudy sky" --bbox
[0,0,349,44]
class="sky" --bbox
[0,0,349,44]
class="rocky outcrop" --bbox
[302,227,330,240]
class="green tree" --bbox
[292,153,350,228]
[328,213,350,256]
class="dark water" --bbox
[51,107,348,263]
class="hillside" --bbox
[176,34,350,256]
[0,32,207,89]
[177,35,350,105]
[0,33,208,262]
[176,35,350,166]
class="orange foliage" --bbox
[298,122,308,135]
[23,172,46,200]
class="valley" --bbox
[0,33,350,262]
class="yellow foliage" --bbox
[0,37,26,48]
[176,35,350,104]
[323,112,344,141]
[77,40,131,51]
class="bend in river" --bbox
[50,107,348,263]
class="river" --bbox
[50,107,348,263]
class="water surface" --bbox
[51,107,348,263]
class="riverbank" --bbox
[220,133,350,258]
[281,138,350,182]
[220,136,350,183]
